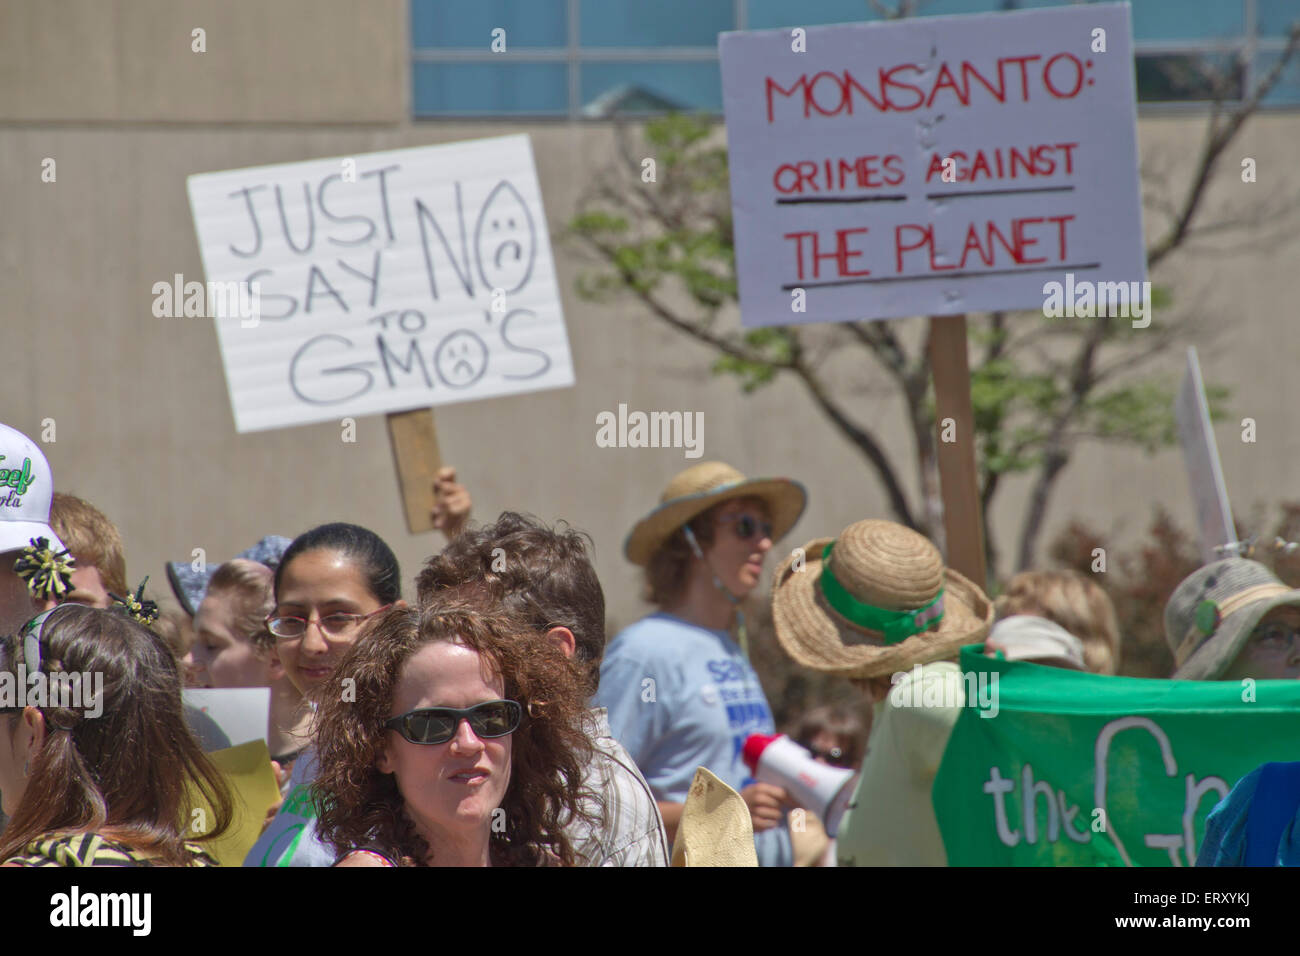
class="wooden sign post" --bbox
[386,408,442,535]
[928,315,987,589]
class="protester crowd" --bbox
[0,416,1297,867]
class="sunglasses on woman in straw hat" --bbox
[771,519,994,679]
[623,461,807,566]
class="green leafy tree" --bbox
[567,20,1300,585]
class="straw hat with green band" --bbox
[772,519,994,678]
[623,461,807,566]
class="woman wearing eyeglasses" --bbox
[593,461,807,867]
[243,522,404,867]
[313,602,595,866]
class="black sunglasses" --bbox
[718,513,775,541]
[384,700,522,746]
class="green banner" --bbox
[933,645,1300,866]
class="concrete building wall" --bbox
[2,1,1297,636]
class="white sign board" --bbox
[187,135,574,433]
[1175,347,1235,564]
[720,4,1146,327]
[184,687,271,750]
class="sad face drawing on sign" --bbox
[434,330,490,389]
[474,181,536,295]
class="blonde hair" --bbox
[995,570,1120,675]
[48,492,128,597]
[204,558,275,653]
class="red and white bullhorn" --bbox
[742,734,857,837]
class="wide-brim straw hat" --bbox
[1167,557,1300,680]
[669,767,758,867]
[771,519,994,678]
[624,461,807,566]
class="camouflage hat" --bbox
[1166,558,1300,680]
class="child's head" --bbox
[995,570,1120,675]
[45,492,128,609]
[190,559,276,688]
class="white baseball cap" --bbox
[986,614,1087,670]
[0,423,65,556]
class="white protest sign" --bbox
[187,135,574,433]
[1175,347,1235,564]
[719,4,1146,328]
[183,687,271,750]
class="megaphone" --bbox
[742,734,856,837]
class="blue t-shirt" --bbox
[243,747,335,868]
[594,612,792,867]
[1197,765,1300,866]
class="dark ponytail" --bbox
[275,523,401,606]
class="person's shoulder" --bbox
[5,833,172,868]
[886,661,967,719]
[289,744,320,782]
[606,614,702,661]
[1196,765,1267,866]
[334,847,398,867]
[591,730,657,799]
[182,842,220,867]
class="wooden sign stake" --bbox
[386,408,442,535]
[928,315,987,589]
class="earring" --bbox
[22,757,29,777]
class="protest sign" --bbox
[187,739,282,868]
[1175,346,1235,564]
[183,687,270,750]
[933,646,1300,866]
[719,3,1146,328]
[187,135,574,434]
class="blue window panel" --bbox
[1258,1,1300,38]
[413,62,569,115]
[581,0,733,46]
[411,0,567,49]
[579,61,723,114]
[912,0,1041,17]
[1135,51,1245,101]
[1128,0,1244,41]
[746,0,883,29]
[1258,51,1300,104]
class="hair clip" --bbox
[110,577,159,627]
[13,537,75,602]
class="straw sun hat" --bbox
[772,519,994,678]
[623,462,807,566]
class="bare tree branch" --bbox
[1148,26,1300,268]
[788,340,920,529]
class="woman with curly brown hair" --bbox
[313,602,597,866]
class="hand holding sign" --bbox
[432,465,472,539]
